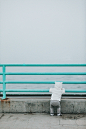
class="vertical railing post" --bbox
[2,65,6,99]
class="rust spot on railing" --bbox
[0,98,9,102]
[0,98,10,107]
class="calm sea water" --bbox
[0,66,86,94]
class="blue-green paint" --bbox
[4,89,86,93]
[5,89,49,92]
[5,81,86,84]
[0,73,3,75]
[0,89,3,92]
[0,89,86,93]
[2,65,6,99]
[5,72,86,75]
[0,81,3,84]
[0,64,86,67]
[0,64,86,99]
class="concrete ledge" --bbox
[0,98,86,113]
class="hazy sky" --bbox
[0,0,86,64]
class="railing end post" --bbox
[2,92,6,100]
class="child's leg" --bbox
[57,101,62,116]
[50,105,54,115]
[50,100,54,115]
[57,107,61,115]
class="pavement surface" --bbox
[0,113,86,129]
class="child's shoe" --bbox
[57,113,62,116]
[50,113,54,116]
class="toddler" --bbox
[49,82,65,116]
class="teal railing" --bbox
[0,64,86,99]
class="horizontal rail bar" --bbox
[0,65,3,67]
[0,89,86,93]
[0,73,3,75]
[5,81,86,84]
[0,64,86,67]
[5,72,86,75]
[65,90,86,93]
[5,89,49,92]
[0,81,3,84]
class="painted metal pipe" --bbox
[1,89,86,93]
[5,72,86,75]
[0,64,86,67]
[0,64,86,100]
[65,90,86,92]
[5,89,49,92]
[2,66,6,99]
[5,81,86,84]
[0,89,3,92]
[0,89,86,93]
[0,81,3,84]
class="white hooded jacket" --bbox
[49,82,65,101]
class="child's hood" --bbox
[55,82,62,90]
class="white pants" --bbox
[50,100,61,114]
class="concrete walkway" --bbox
[0,113,86,129]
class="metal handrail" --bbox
[0,64,86,67]
[0,64,86,99]
[5,72,86,75]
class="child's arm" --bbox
[61,88,65,94]
[49,88,53,93]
